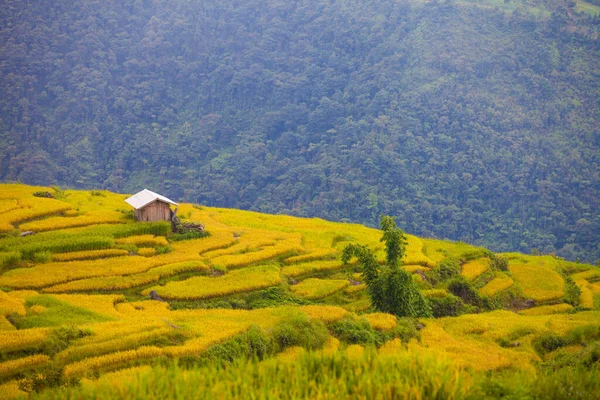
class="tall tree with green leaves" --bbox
[342,216,431,318]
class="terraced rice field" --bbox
[0,184,599,399]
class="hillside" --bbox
[0,184,599,398]
[1,0,599,262]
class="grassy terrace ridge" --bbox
[0,183,599,398]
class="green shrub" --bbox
[12,296,112,329]
[270,313,328,352]
[473,367,600,400]
[246,287,307,309]
[461,249,488,262]
[566,325,600,345]
[331,316,381,346]
[32,251,52,263]
[42,325,92,356]
[563,276,581,306]
[428,294,465,318]
[169,230,210,241]
[0,251,21,268]
[447,277,481,306]
[531,366,600,400]
[533,333,567,356]
[480,295,502,311]
[433,257,461,282]
[543,342,600,371]
[155,245,173,255]
[392,318,421,343]
[186,325,272,368]
[489,254,509,271]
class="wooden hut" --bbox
[125,189,178,222]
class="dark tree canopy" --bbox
[342,217,432,318]
[0,0,599,261]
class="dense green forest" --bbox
[0,0,599,261]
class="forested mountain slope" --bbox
[0,0,599,261]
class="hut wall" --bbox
[135,200,172,222]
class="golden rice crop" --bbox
[344,344,365,359]
[343,299,371,313]
[0,222,168,255]
[404,255,435,268]
[170,307,286,334]
[299,305,349,323]
[0,291,26,316]
[0,354,50,380]
[64,346,164,378]
[422,238,486,264]
[19,210,126,232]
[162,320,250,358]
[571,269,600,281]
[0,255,163,289]
[59,189,129,213]
[201,233,278,259]
[122,300,171,315]
[576,279,595,308]
[461,258,490,281]
[378,337,404,355]
[0,327,49,352]
[11,236,115,260]
[52,249,129,262]
[519,304,573,316]
[73,320,170,348]
[422,289,448,298]
[344,284,365,294]
[281,260,342,277]
[210,239,303,270]
[284,249,338,264]
[29,305,47,314]
[275,346,305,362]
[115,235,168,247]
[479,272,514,297]
[0,197,72,228]
[0,199,20,214]
[50,294,126,319]
[290,278,349,299]
[177,229,237,255]
[144,265,281,300]
[403,264,430,273]
[56,327,175,364]
[510,263,564,302]
[321,336,341,355]
[79,365,153,391]
[45,261,208,293]
[363,313,397,331]
[137,248,156,257]
[0,222,13,233]
[0,316,14,331]
[0,380,22,399]
[445,310,600,340]
[418,320,533,372]
[402,235,434,267]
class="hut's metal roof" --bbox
[125,189,178,210]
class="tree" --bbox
[342,216,431,318]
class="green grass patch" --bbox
[10,296,114,329]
